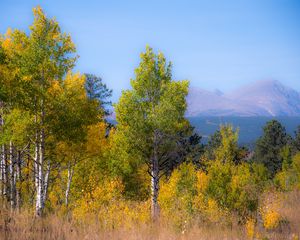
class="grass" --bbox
[0,191,299,240]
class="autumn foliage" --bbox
[0,6,300,240]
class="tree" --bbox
[214,125,239,164]
[292,126,300,154]
[47,72,101,208]
[205,130,222,160]
[166,127,204,173]
[1,6,76,216]
[84,73,112,115]
[114,46,189,219]
[254,120,289,177]
[204,126,248,166]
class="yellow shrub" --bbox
[72,178,150,230]
[260,192,282,230]
[292,234,299,240]
[196,171,209,192]
[204,198,228,223]
[263,209,281,230]
[245,218,256,239]
[158,163,198,229]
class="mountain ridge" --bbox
[186,80,300,117]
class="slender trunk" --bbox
[34,106,42,216]
[1,145,7,202]
[9,141,16,209]
[0,145,2,196]
[0,113,8,204]
[151,131,160,220]
[36,127,44,217]
[3,145,9,204]
[36,99,46,217]
[42,159,50,207]
[26,143,34,206]
[16,150,21,210]
[34,136,39,195]
[0,113,3,198]
[151,158,159,220]
[0,154,2,202]
[65,161,74,207]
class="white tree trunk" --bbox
[65,161,74,207]
[9,141,16,209]
[0,146,2,196]
[151,159,159,220]
[0,115,2,197]
[0,114,8,203]
[36,127,44,217]
[16,150,21,210]
[151,131,160,220]
[34,127,40,215]
[1,144,7,201]
[42,159,50,207]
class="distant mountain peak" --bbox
[213,88,224,96]
[187,80,300,117]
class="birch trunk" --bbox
[36,99,46,217]
[0,113,7,202]
[0,146,2,196]
[42,159,50,207]
[1,145,7,202]
[65,161,74,207]
[36,127,44,217]
[9,141,16,209]
[0,114,2,197]
[151,131,160,220]
[34,107,41,216]
[34,133,39,212]
[16,150,21,210]
[151,157,159,220]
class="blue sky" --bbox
[1,0,300,101]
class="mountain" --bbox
[187,80,300,117]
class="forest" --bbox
[0,7,300,240]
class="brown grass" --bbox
[0,211,245,240]
[0,191,299,240]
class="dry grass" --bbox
[279,190,300,234]
[0,211,245,240]
[0,191,299,240]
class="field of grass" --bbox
[1,191,299,240]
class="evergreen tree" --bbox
[254,120,289,177]
[84,73,112,115]
[205,130,222,160]
[292,126,300,154]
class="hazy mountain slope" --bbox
[187,80,300,117]
[226,80,300,116]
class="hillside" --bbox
[187,80,300,117]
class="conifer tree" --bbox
[254,120,289,177]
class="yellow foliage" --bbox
[245,218,256,239]
[64,72,86,100]
[214,124,239,164]
[263,209,281,230]
[260,192,283,230]
[196,171,209,192]
[159,163,197,229]
[86,122,108,156]
[292,234,299,240]
[48,80,62,95]
[1,38,12,50]
[204,198,228,223]
[72,178,150,230]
